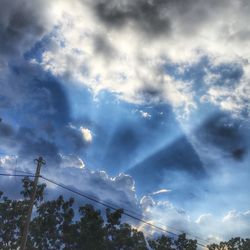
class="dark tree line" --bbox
[0,177,249,250]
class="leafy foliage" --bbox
[0,178,249,250]
[207,237,250,250]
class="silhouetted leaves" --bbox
[0,178,249,250]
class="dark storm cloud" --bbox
[15,127,61,164]
[128,135,205,194]
[101,126,141,171]
[0,0,50,60]
[0,121,15,138]
[0,120,17,151]
[138,86,164,103]
[92,0,225,37]
[60,125,86,153]
[0,63,71,125]
[95,1,170,35]
[94,102,180,175]
[196,112,249,161]
[33,77,71,124]
[93,0,171,36]
[0,120,61,165]
[0,63,86,165]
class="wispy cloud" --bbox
[150,189,171,195]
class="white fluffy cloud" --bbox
[27,0,250,118]
[195,210,250,241]
[43,157,140,214]
[1,0,250,118]
[140,195,250,243]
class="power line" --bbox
[0,167,210,247]
[0,167,208,243]
[45,174,209,245]
[0,155,210,244]
[40,175,208,249]
[39,174,210,245]
[0,172,208,248]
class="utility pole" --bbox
[20,156,46,250]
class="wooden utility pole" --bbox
[20,156,45,250]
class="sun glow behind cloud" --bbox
[80,127,93,143]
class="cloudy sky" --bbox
[0,0,250,243]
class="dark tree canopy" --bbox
[0,177,249,250]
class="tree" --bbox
[76,204,106,250]
[208,237,250,250]
[0,177,45,250]
[105,208,147,250]
[29,196,76,249]
[148,234,174,250]
[148,233,197,250]
[0,178,249,250]
[175,233,197,250]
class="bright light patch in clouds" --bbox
[151,189,171,195]
[140,110,151,119]
[80,127,92,143]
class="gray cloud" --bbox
[128,134,206,195]
[196,112,249,161]
[94,0,171,37]
[59,125,88,153]
[0,0,52,60]
[0,121,15,138]
[93,34,116,57]
[92,0,228,39]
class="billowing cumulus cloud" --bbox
[22,0,250,118]
[141,195,250,242]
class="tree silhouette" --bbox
[0,177,249,250]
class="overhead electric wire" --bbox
[40,175,208,249]
[41,174,209,245]
[40,174,210,245]
[0,154,211,245]
[0,171,209,248]
[0,172,209,248]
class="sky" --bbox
[0,0,250,244]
